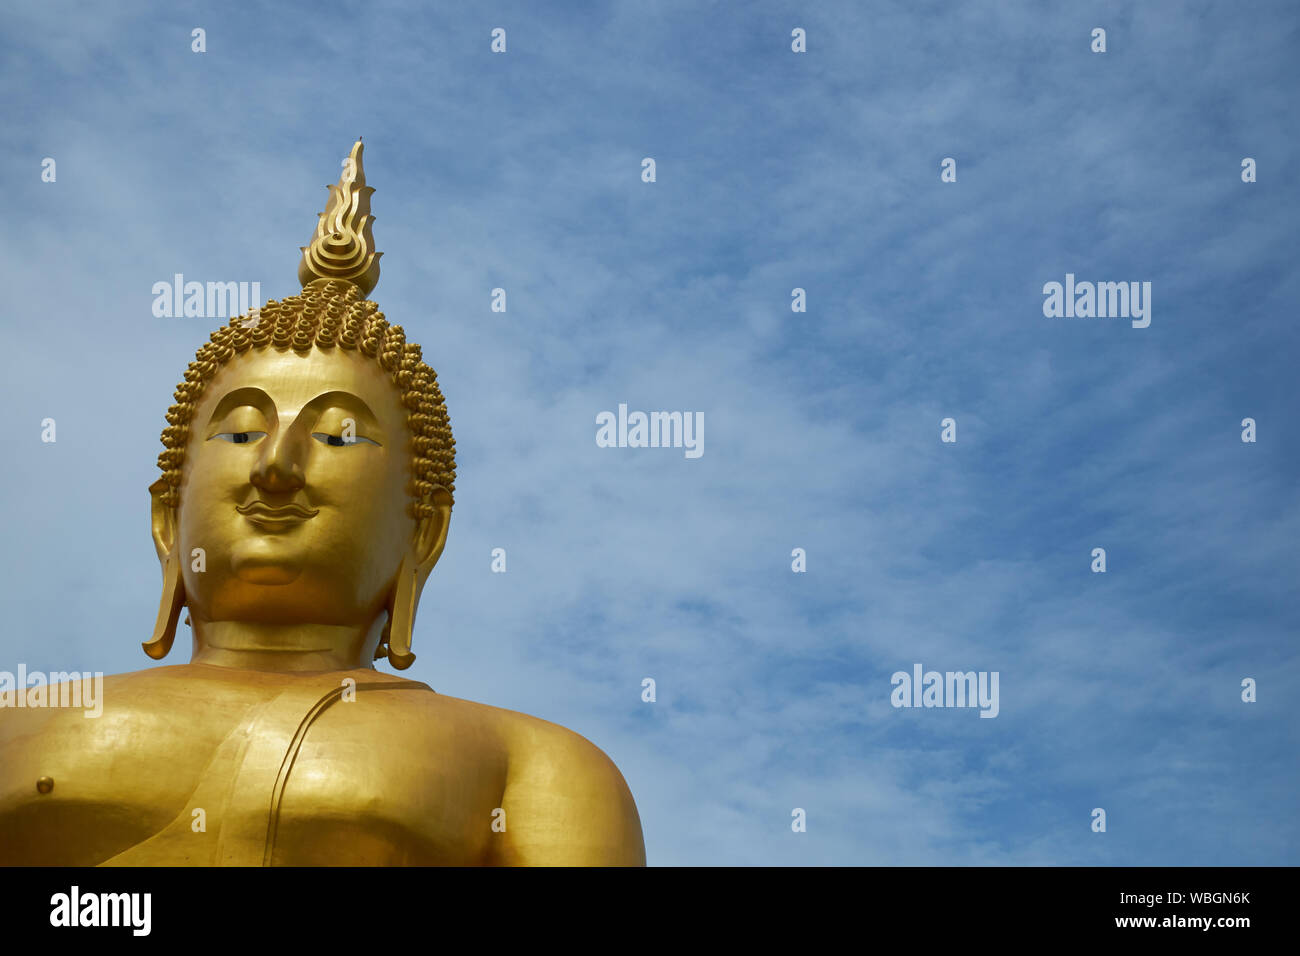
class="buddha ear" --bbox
[149,477,178,564]
[143,478,185,661]
[412,486,453,575]
[381,488,452,670]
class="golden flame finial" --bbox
[298,139,382,297]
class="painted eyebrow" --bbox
[302,391,383,440]
[205,387,274,433]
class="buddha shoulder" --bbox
[487,699,647,866]
[382,691,646,865]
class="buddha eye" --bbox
[211,431,267,444]
[311,432,378,447]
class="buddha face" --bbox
[174,346,418,629]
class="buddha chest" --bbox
[0,667,507,865]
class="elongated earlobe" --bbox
[376,491,451,670]
[143,552,186,660]
[381,558,418,669]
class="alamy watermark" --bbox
[891,663,999,718]
[596,403,704,459]
[0,665,104,717]
[152,273,262,318]
[1042,273,1151,328]
[50,886,150,936]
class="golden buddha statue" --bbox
[0,142,645,866]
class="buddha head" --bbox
[143,142,455,671]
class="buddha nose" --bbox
[250,432,306,493]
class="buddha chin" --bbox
[230,546,305,587]
[177,508,395,634]
[228,519,315,586]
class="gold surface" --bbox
[0,142,645,866]
[298,140,382,296]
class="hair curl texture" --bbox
[155,279,455,520]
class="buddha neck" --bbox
[190,618,385,673]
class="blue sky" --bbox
[1,0,1297,864]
